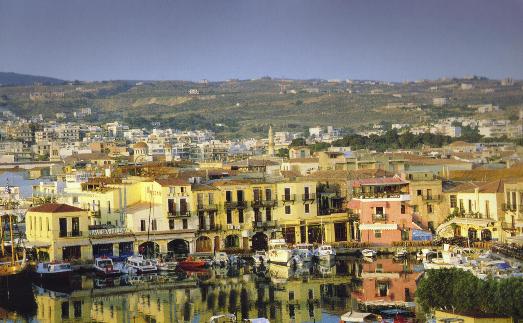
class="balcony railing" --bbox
[224,201,248,209]
[282,194,296,202]
[251,199,278,208]
[319,207,348,216]
[197,203,218,211]
[199,224,222,232]
[59,231,83,238]
[355,192,406,199]
[502,203,517,212]
[252,220,278,229]
[421,194,442,201]
[90,210,101,218]
[302,193,316,201]
[372,214,387,222]
[168,211,192,218]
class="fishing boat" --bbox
[292,243,313,262]
[361,249,377,258]
[0,191,31,292]
[267,239,292,265]
[124,255,157,274]
[34,261,73,281]
[93,257,122,276]
[178,256,207,270]
[313,244,336,262]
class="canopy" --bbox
[412,229,433,241]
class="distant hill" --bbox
[0,72,64,86]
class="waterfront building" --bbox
[348,176,413,245]
[404,171,445,232]
[502,180,523,237]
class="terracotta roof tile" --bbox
[29,203,84,213]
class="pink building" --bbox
[348,176,413,245]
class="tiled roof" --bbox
[352,176,408,187]
[445,179,505,193]
[29,203,84,213]
[155,178,189,186]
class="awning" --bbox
[413,229,433,241]
[452,218,494,227]
[359,223,398,231]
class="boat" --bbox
[210,314,270,323]
[313,244,336,262]
[393,248,408,261]
[124,255,157,274]
[93,257,122,276]
[178,256,207,271]
[340,311,382,323]
[213,252,229,266]
[361,249,377,258]
[267,239,292,265]
[156,258,178,272]
[292,243,313,262]
[34,261,73,281]
[252,250,268,265]
[417,248,437,261]
[423,244,469,270]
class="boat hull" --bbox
[32,269,72,283]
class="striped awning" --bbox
[359,223,398,231]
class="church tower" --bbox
[268,125,275,156]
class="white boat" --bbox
[267,239,292,265]
[417,248,437,261]
[361,249,377,258]
[393,248,408,260]
[293,243,313,262]
[94,257,122,276]
[340,311,381,323]
[124,255,157,274]
[252,250,268,265]
[156,259,178,272]
[423,244,469,270]
[313,244,336,262]
[34,261,72,281]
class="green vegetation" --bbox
[416,268,523,318]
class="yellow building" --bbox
[502,179,523,236]
[26,203,90,261]
[438,180,507,242]
[405,171,446,232]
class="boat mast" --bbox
[0,216,4,256]
[9,214,15,265]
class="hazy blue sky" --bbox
[1,0,522,81]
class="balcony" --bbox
[197,203,218,211]
[372,214,387,222]
[168,211,192,218]
[90,210,101,218]
[199,224,222,232]
[355,192,410,201]
[421,194,442,201]
[282,194,296,203]
[319,207,348,216]
[59,231,83,238]
[224,201,248,209]
[301,193,316,202]
[502,203,517,212]
[252,220,278,230]
[251,199,278,208]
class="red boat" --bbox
[178,257,207,270]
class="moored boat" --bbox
[34,261,72,281]
[340,311,381,323]
[292,243,313,262]
[361,249,377,258]
[267,239,292,265]
[93,257,121,276]
[178,257,207,271]
[124,255,157,274]
[313,244,336,262]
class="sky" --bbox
[0,0,522,82]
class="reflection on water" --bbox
[0,257,422,322]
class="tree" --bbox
[276,148,289,158]
[289,138,306,147]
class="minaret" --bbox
[268,125,275,156]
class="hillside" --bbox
[0,72,65,86]
[1,76,522,138]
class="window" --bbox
[401,203,406,214]
[285,205,291,215]
[180,186,186,193]
[485,200,490,218]
[151,219,157,231]
[450,195,457,208]
[226,191,232,202]
[73,301,82,318]
[375,230,382,238]
[238,209,244,223]
[468,199,472,212]
[72,217,80,236]
[266,208,272,221]
[226,210,232,224]
[416,190,422,196]
[182,219,188,229]
[427,204,433,213]
[459,199,464,211]
[284,187,291,200]
[169,219,175,230]
[304,204,310,214]
[107,201,111,213]
[140,220,146,231]
[334,222,347,242]
[208,193,214,204]
[289,291,295,301]
[412,205,418,213]
[61,302,69,319]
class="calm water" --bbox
[0,257,423,323]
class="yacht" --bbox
[292,243,313,262]
[93,257,122,276]
[313,244,336,262]
[267,239,292,265]
[124,255,157,274]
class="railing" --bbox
[319,207,348,216]
[421,194,442,201]
[251,199,278,208]
[302,193,316,201]
[168,211,192,218]
[60,231,83,238]
[224,201,247,209]
[199,224,222,232]
[282,194,296,202]
[502,203,517,212]
[197,203,218,211]
[355,192,405,199]
[372,214,387,221]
